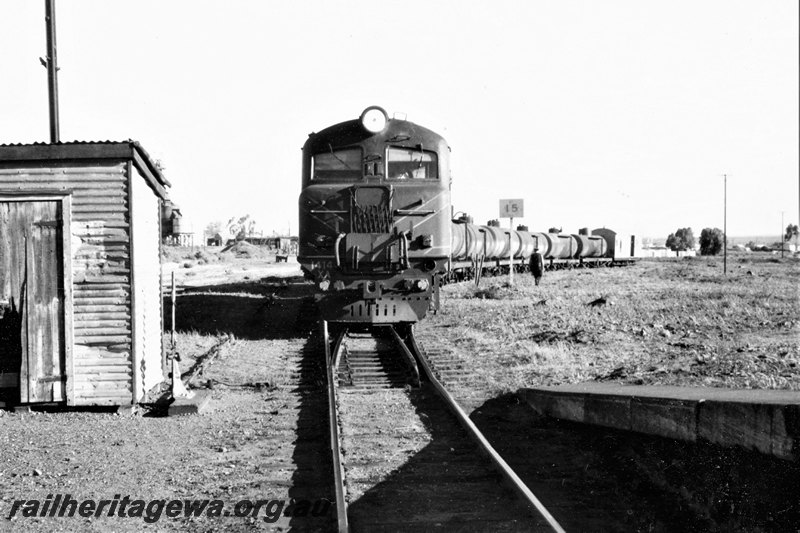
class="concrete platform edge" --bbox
[518,386,799,461]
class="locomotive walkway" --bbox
[519,383,800,461]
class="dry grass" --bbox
[420,254,800,395]
[161,243,281,267]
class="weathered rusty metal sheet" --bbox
[0,161,134,405]
[0,203,24,404]
[28,200,65,402]
[0,200,66,404]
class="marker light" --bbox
[360,106,388,133]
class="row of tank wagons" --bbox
[451,218,626,261]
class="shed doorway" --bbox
[0,200,66,404]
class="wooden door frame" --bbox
[0,193,74,405]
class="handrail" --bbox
[394,209,434,216]
[333,233,346,268]
[399,233,409,269]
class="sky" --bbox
[1,0,797,240]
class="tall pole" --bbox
[45,0,60,143]
[723,173,727,275]
[508,217,514,286]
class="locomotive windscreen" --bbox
[387,147,438,180]
[312,147,362,181]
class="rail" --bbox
[382,325,419,387]
[323,321,349,533]
[328,324,565,532]
[402,328,567,533]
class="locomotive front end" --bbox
[298,107,451,323]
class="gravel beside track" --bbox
[333,330,550,532]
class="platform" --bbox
[519,383,800,461]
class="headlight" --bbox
[360,106,388,133]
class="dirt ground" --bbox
[1,261,331,532]
[1,252,798,532]
[419,254,800,396]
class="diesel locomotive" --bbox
[298,106,635,324]
[298,106,451,324]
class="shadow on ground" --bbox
[346,385,544,531]
[468,393,800,532]
[346,389,800,532]
[164,275,316,340]
[287,332,335,531]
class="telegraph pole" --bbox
[781,211,785,258]
[723,173,727,275]
[44,0,60,143]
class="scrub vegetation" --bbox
[419,254,800,395]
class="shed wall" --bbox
[131,166,164,401]
[0,161,133,405]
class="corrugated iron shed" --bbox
[0,141,169,406]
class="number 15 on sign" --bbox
[499,199,524,218]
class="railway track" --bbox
[323,323,565,532]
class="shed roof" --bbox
[0,140,171,199]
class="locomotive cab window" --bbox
[387,147,438,180]
[312,148,362,181]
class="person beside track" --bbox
[530,247,544,286]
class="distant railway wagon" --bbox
[0,141,169,407]
[449,219,636,277]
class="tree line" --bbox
[666,224,799,255]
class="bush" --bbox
[700,228,724,255]
[194,250,215,263]
[666,227,695,252]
